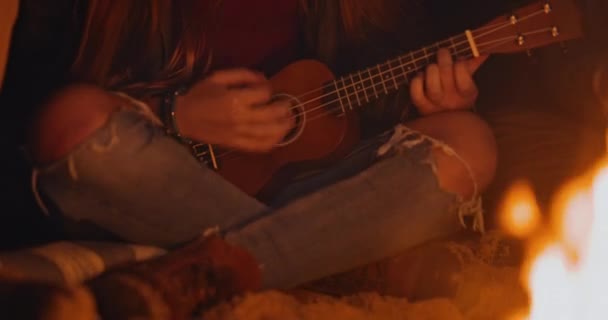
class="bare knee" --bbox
[407,112,497,199]
[27,84,122,164]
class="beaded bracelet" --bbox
[160,87,217,167]
[161,87,191,144]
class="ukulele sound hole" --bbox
[272,93,305,147]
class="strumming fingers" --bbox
[231,84,273,106]
[246,100,293,125]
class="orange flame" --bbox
[499,180,541,239]
[504,159,608,320]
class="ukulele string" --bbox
[282,36,469,110]
[190,40,470,152]
[300,20,561,125]
[196,6,557,161]
[202,33,543,163]
[277,6,549,109]
[278,9,552,121]
[473,7,548,41]
[203,36,517,163]
[195,7,554,155]
[281,35,470,103]
[280,17,508,105]
[274,27,552,126]
[450,27,556,56]
[298,32,543,124]
[190,40,469,151]
[285,49,472,128]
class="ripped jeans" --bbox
[32,107,483,289]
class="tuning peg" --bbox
[543,1,552,14]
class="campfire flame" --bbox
[501,159,608,320]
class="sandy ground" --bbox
[202,232,530,320]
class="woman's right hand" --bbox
[174,69,294,152]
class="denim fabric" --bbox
[34,109,473,289]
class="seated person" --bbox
[26,0,495,293]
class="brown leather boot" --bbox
[88,234,261,320]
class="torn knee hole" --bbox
[430,145,479,200]
[379,125,479,197]
[429,146,484,232]
[378,124,485,232]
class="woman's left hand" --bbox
[410,48,488,115]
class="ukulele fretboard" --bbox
[328,33,474,113]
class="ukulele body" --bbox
[212,60,361,201]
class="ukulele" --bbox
[188,0,583,201]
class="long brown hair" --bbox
[71,0,397,97]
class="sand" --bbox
[202,232,530,320]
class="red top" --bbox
[208,0,301,75]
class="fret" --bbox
[376,64,388,94]
[410,51,418,72]
[367,68,379,98]
[332,79,346,114]
[435,39,446,48]
[340,76,353,110]
[397,55,409,85]
[436,40,454,61]
[387,59,399,90]
[341,75,352,109]
[412,50,431,71]
[421,46,430,65]
[455,39,471,59]
[379,62,399,92]
[403,54,415,75]
[356,70,370,103]
[430,42,441,58]
[348,74,362,107]
[440,40,454,53]
[449,36,457,57]
[451,35,469,59]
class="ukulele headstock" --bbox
[472,0,583,55]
